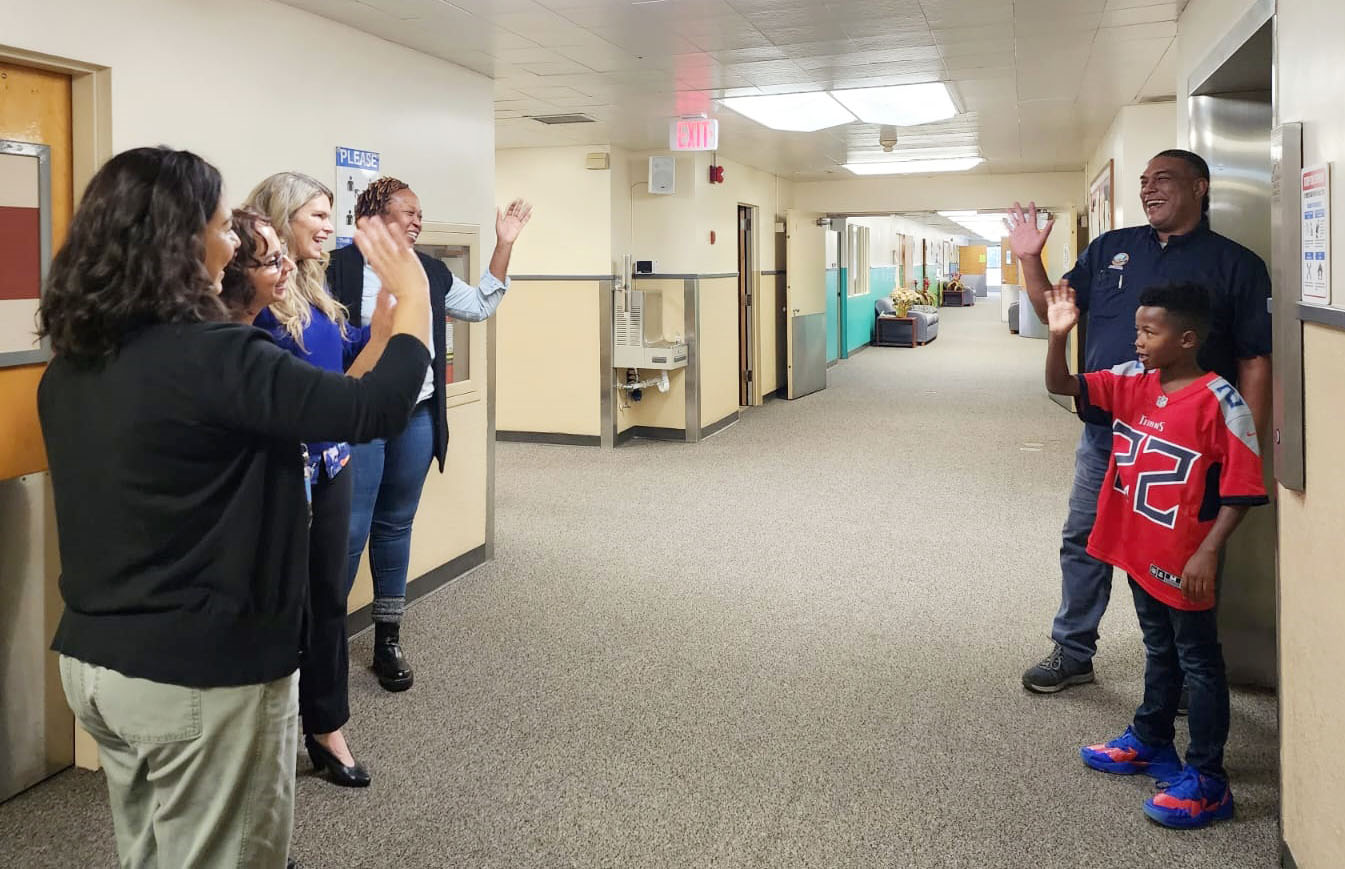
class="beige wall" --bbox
[698,276,740,426]
[496,146,612,274]
[1237,0,1345,863]
[494,147,613,436]
[1083,102,1177,234]
[2,0,496,233]
[494,282,601,437]
[791,171,1083,215]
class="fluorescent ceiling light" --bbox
[832,82,958,127]
[717,92,855,132]
[939,209,1049,235]
[843,157,984,175]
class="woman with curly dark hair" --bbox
[37,146,432,869]
[219,207,294,323]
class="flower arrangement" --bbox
[891,287,923,318]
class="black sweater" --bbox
[327,244,453,470]
[38,323,429,687]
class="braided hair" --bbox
[355,177,411,220]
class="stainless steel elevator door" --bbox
[1188,52,1277,688]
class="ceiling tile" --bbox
[280,0,1189,180]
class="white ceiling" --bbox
[280,0,1184,179]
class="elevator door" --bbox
[1189,23,1276,688]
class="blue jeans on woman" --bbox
[345,402,435,626]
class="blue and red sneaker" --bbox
[1079,726,1182,780]
[1143,765,1235,829]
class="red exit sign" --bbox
[669,118,719,151]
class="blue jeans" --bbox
[1050,424,1115,664]
[346,402,434,624]
[1128,577,1229,778]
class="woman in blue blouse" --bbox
[244,172,387,787]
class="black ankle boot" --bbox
[372,622,413,692]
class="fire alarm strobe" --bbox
[708,164,725,184]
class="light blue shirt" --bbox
[361,264,509,401]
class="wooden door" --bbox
[0,58,75,801]
[737,205,752,405]
[1,61,72,480]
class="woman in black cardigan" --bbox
[37,147,430,868]
[328,177,529,691]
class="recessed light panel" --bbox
[843,157,984,175]
[717,92,855,132]
[831,82,958,127]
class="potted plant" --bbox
[891,287,922,318]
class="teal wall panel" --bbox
[825,267,839,362]
[841,266,899,355]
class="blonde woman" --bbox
[246,172,373,787]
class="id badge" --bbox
[322,443,351,479]
[300,445,314,514]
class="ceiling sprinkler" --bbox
[879,126,898,152]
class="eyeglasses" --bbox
[251,249,292,272]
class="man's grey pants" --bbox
[59,655,298,869]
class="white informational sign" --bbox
[334,146,380,249]
[1300,163,1330,305]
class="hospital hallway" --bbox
[0,302,1280,868]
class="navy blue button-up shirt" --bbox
[1065,217,1272,385]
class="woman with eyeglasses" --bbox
[37,146,430,867]
[244,173,385,787]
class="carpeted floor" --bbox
[0,301,1279,868]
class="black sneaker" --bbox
[1022,644,1095,693]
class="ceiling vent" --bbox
[528,114,595,125]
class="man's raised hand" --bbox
[1003,201,1054,260]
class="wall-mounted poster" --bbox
[1301,163,1331,305]
[334,146,380,249]
[1088,159,1114,240]
[0,140,51,367]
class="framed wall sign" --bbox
[0,139,52,367]
[1088,158,1114,240]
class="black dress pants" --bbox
[299,465,354,735]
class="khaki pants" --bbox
[59,655,298,869]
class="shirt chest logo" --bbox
[1108,252,1130,271]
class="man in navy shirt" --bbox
[1005,149,1272,694]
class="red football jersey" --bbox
[1078,362,1268,611]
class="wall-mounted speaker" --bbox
[648,156,675,195]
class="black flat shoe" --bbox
[304,735,371,788]
[372,639,414,692]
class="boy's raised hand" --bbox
[1044,280,1079,335]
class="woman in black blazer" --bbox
[327,177,530,691]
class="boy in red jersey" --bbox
[1043,280,1267,829]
